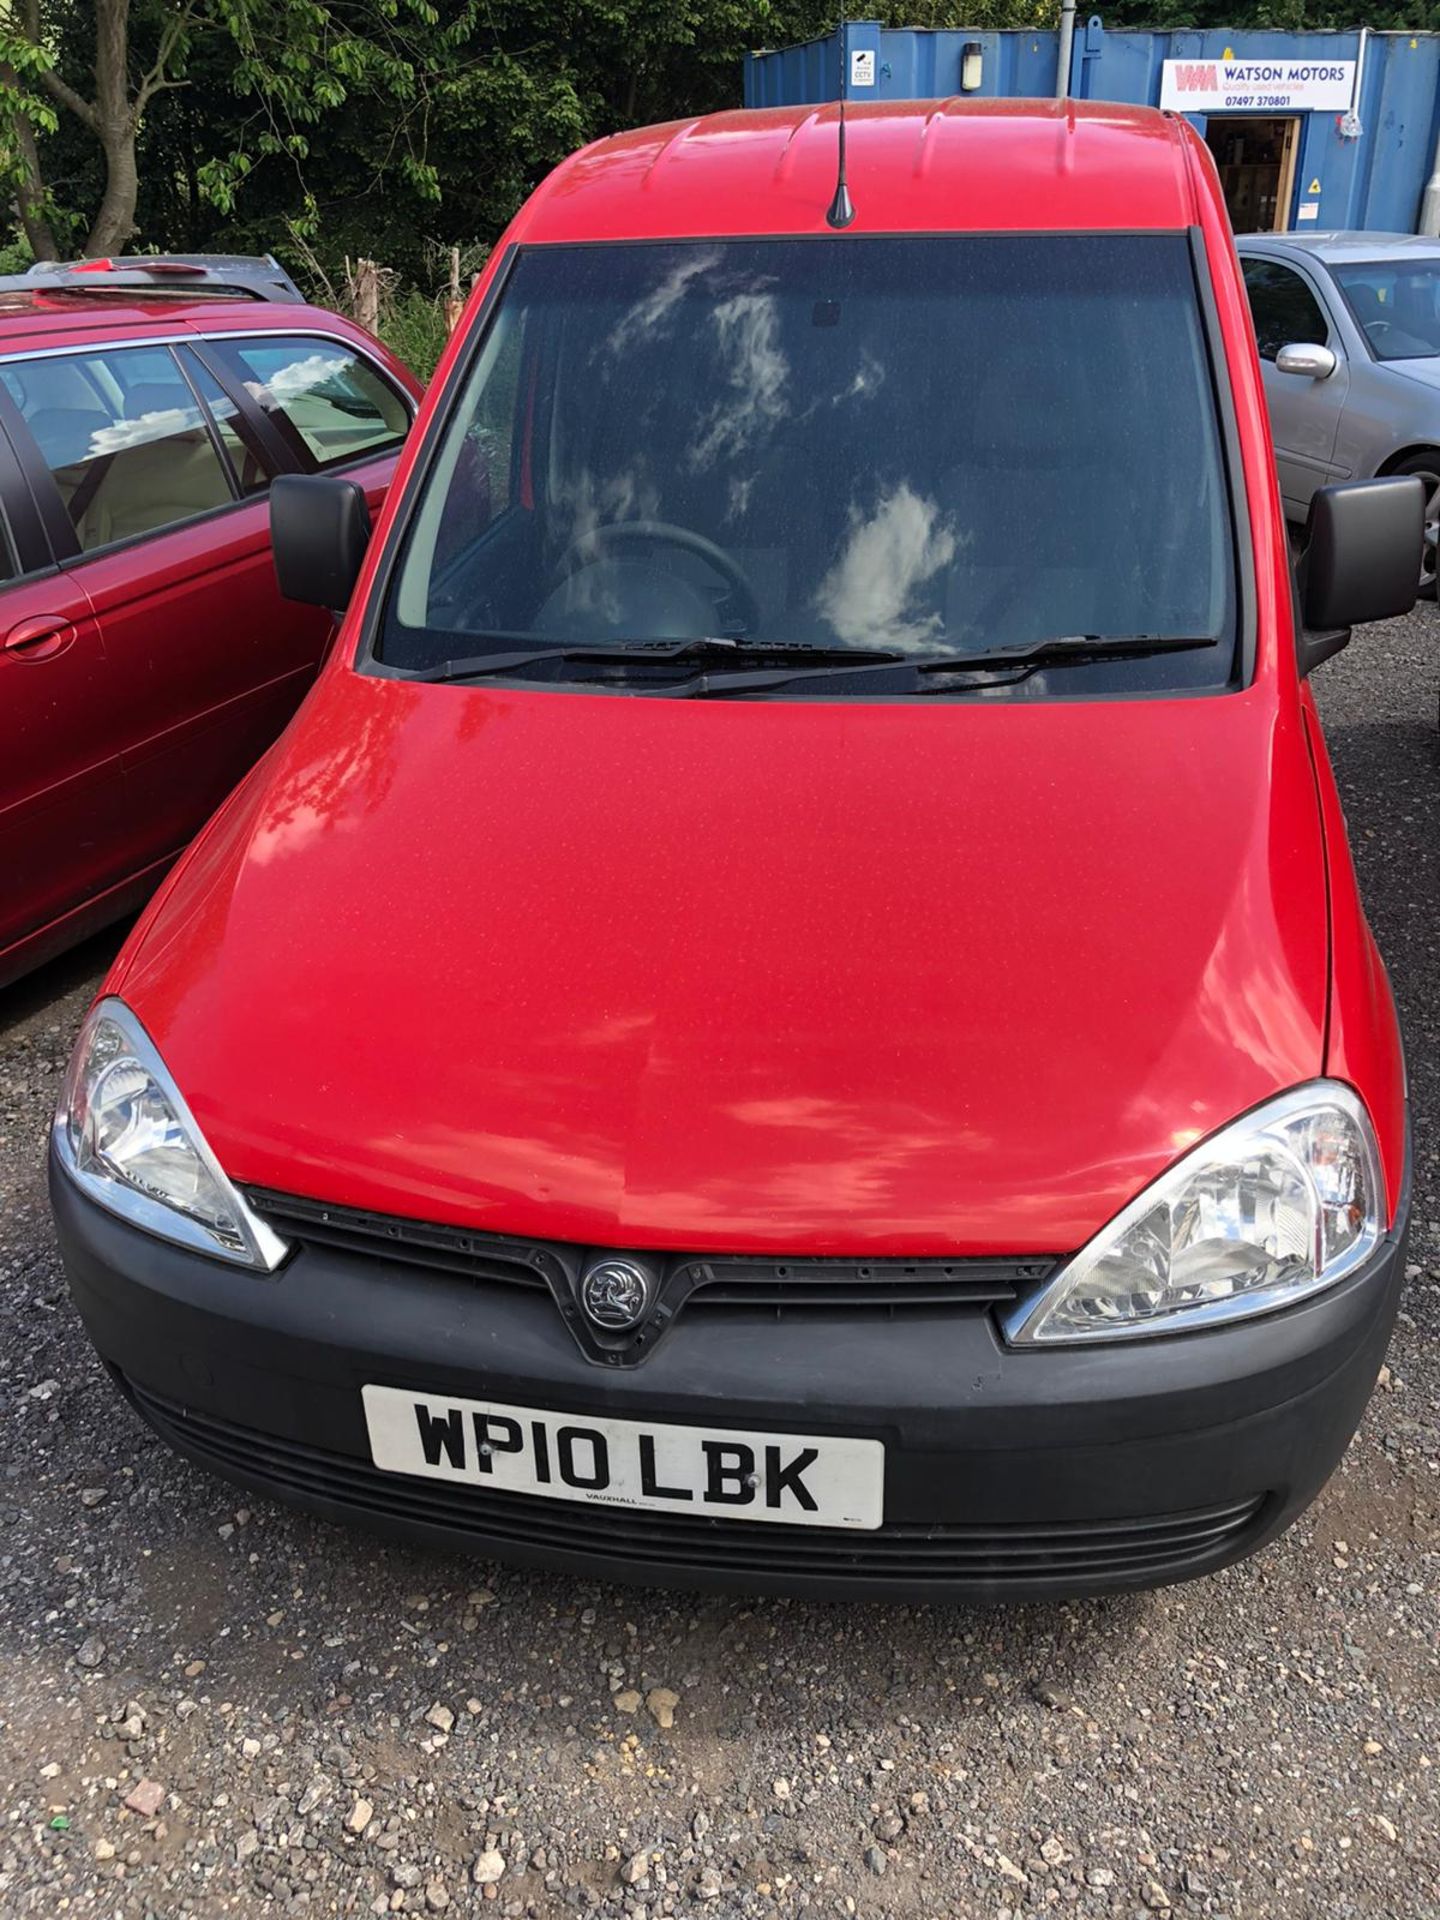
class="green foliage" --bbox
[197,0,444,233]
[27,0,1419,300]
[0,20,58,218]
[0,0,1077,312]
[377,285,450,381]
[1098,0,1439,26]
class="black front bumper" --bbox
[50,1154,1409,1602]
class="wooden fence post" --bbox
[443,245,463,334]
[353,257,381,335]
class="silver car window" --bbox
[1241,260,1329,360]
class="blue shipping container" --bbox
[744,19,1440,235]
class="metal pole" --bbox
[1056,0,1077,100]
[1339,24,1367,140]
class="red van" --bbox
[0,257,420,988]
[49,105,1418,1599]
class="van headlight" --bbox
[53,997,288,1272]
[1005,1082,1384,1345]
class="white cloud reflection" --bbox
[688,292,790,473]
[813,483,958,651]
[606,249,720,355]
[243,351,348,408]
[85,405,204,455]
[832,352,886,406]
[547,465,662,620]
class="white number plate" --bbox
[362,1385,885,1530]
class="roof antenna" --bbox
[826,4,856,229]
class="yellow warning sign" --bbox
[1307,177,1322,195]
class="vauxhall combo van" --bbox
[50,101,1420,1599]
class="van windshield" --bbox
[379,234,1237,695]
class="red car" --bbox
[51,108,1418,1599]
[0,255,420,988]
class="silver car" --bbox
[1236,232,1440,592]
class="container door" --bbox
[1205,118,1300,234]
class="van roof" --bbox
[516,100,1199,247]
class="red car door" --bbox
[91,332,411,856]
[1,337,337,868]
[0,407,129,983]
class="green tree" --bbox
[0,0,440,256]
[1,0,1063,279]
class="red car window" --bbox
[177,348,276,497]
[204,335,409,473]
[0,344,233,553]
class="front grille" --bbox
[680,1255,1032,1311]
[244,1189,1051,1320]
[245,1191,550,1293]
[127,1381,1268,1589]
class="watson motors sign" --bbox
[1159,57,1355,113]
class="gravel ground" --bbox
[1,619,1437,1920]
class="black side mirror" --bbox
[1296,476,1422,673]
[270,474,372,612]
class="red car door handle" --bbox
[2,615,77,662]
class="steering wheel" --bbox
[549,520,762,635]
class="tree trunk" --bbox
[9,104,59,261]
[86,128,140,253]
[181,102,199,244]
[85,0,138,253]
[7,3,57,256]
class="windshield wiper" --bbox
[406,637,913,685]
[401,632,1213,694]
[921,633,1214,670]
[670,633,1217,698]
